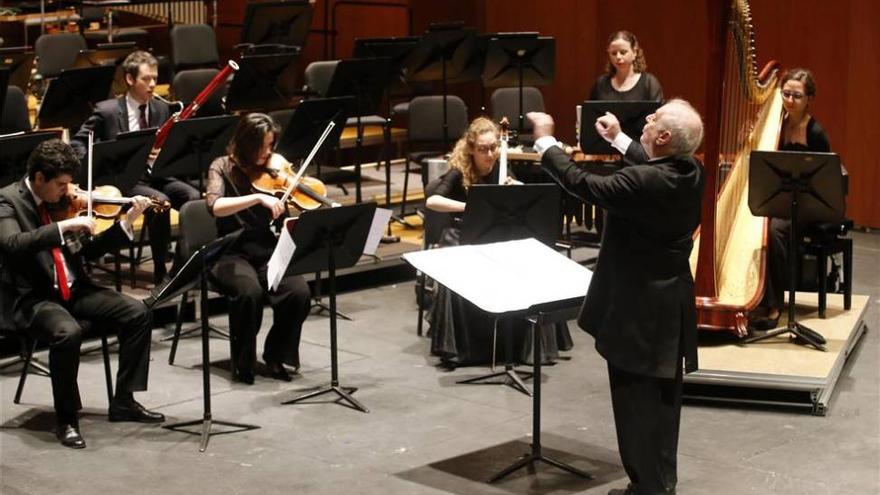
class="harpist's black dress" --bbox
[425,168,573,367]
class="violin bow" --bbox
[277,120,336,206]
[498,117,509,185]
[87,130,94,220]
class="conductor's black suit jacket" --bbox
[0,178,129,331]
[542,143,704,378]
[70,96,170,160]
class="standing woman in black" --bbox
[589,30,663,102]
[750,68,832,330]
[205,113,311,384]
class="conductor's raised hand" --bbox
[527,112,555,139]
[595,111,621,143]
[257,193,285,219]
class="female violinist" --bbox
[205,113,311,384]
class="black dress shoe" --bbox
[108,399,165,423]
[56,423,86,449]
[232,369,255,385]
[264,362,293,382]
[749,314,780,331]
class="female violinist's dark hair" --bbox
[27,139,80,181]
[227,113,280,169]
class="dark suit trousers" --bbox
[25,285,152,419]
[608,362,682,495]
[210,254,311,373]
[130,177,200,281]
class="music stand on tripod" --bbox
[226,46,301,113]
[240,0,313,49]
[0,47,36,95]
[157,235,260,452]
[745,150,846,351]
[324,57,391,204]
[0,131,61,188]
[406,22,477,151]
[73,42,136,96]
[37,65,116,130]
[151,115,239,191]
[278,202,378,413]
[482,33,555,135]
[455,184,561,396]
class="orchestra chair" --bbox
[490,87,545,146]
[169,24,220,73]
[799,219,854,319]
[415,159,453,337]
[401,95,468,219]
[34,33,87,80]
[303,60,385,127]
[171,68,226,117]
[4,320,114,408]
[1,86,31,133]
[166,200,229,366]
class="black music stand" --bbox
[161,236,260,452]
[353,36,420,235]
[240,0,313,49]
[406,22,477,150]
[0,47,36,93]
[0,131,60,187]
[456,184,561,395]
[482,33,555,134]
[226,46,301,112]
[280,202,377,413]
[744,150,846,351]
[579,101,661,155]
[325,57,391,204]
[0,67,8,120]
[37,65,115,130]
[73,42,136,96]
[151,115,239,191]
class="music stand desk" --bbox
[403,238,593,482]
[151,115,238,186]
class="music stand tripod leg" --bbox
[489,315,592,483]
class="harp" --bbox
[691,0,784,336]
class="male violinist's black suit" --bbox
[542,142,704,495]
[0,177,152,420]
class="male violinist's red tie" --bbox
[38,204,71,302]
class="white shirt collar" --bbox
[24,176,43,207]
[126,92,149,130]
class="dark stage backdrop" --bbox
[214,0,879,228]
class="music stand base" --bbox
[489,447,593,483]
[161,324,230,342]
[744,322,828,351]
[163,416,261,452]
[311,299,353,321]
[457,366,533,397]
[281,384,369,413]
[380,234,400,244]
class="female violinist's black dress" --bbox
[425,167,573,367]
[205,156,311,377]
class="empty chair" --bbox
[490,87,545,145]
[170,24,220,73]
[34,33,88,79]
[1,86,31,133]
[303,60,339,97]
[171,68,227,117]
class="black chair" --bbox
[490,86,545,145]
[170,24,220,73]
[34,33,88,80]
[171,68,226,117]
[11,320,114,407]
[401,95,468,219]
[1,85,31,133]
[166,200,229,366]
[799,219,854,319]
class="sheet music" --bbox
[363,208,392,256]
[267,217,297,292]
[403,238,592,314]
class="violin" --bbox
[245,153,338,211]
[48,184,171,222]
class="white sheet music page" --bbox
[363,208,392,256]
[403,238,592,314]
[267,217,297,292]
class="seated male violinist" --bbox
[0,140,165,449]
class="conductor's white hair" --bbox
[657,98,704,155]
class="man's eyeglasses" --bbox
[782,90,806,100]
[474,144,499,154]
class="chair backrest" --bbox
[407,95,468,144]
[490,87,545,132]
[1,86,31,133]
[303,60,339,97]
[34,33,87,79]
[170,24,219,72]
[177,200,217,261]
[172,68,225,117]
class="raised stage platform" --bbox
[684,292,870,415]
